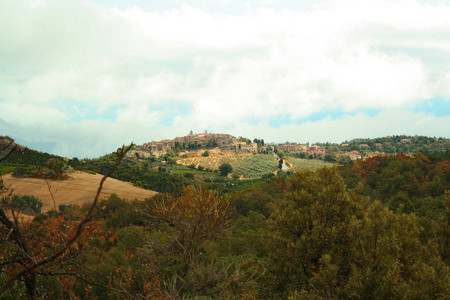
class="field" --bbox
[162,164,211,175]
[178,154,279,178]
[0,164,19,175]
[284,157,334,172]
[2,172,157,213]
[231,178,267,191]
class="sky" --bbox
[1,0,450,158]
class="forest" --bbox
[325,135,450,155]
[1,137,450,299]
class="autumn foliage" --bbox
[1,136,450,299]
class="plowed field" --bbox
[2,172,157,212]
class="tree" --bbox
[278,158,283,169]
[166,156,177,165]
[202,150,210,157]
[238,137,251,144]
[261,163,450,299]
[0,136,22,161]
[68,157,80,168]
[324,153,336,162]
[184,172,194,179]
[262,168,360,298]
[143,187,233,297]
[8,195,43,215]
[344,201,425,299]
[218,163,233,176]
[0,143,133,299]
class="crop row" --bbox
[178,155,279,178]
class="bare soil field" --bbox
[2,172,157,212]
[178,148,251,158]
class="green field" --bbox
[166,166,210,175]
[284,157,334,172]
[179,154,279,178]
[0,164,18,175]
[232,155,279,178]
[231,178,267,191]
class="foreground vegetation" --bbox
[1,139,450,298]
[0,164,18,175]
[319,135,450,155]
[284,157,334,172]
[2,135,450,298]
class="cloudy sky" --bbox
[1,0,450,158]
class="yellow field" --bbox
[2,172,157,212]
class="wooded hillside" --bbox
[1,137,450,298]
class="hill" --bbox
[2,172,157,212]
[330,135,449,154]
[0,136,63,166]
[2,136,450,299]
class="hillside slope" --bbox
[2,172,157,212]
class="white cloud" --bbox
[234,109,450,144]
[262,0,278,6]
[0,101,67,125]
[212,0,230,5]
[3,108,446,158]
[1,0,450,157]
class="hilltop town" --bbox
[127,131,450,163]
[130,131,261,159]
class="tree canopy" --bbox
[218,162,233,176]
[1,141,450,299]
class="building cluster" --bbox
[128,131,261,159]
[174,130,237,148]
[276,142,388,161]
[126,131,394,162]
[277,144,308,153]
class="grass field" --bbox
[178,154,278,178]
[168,169,208,175]
[284,157,334,172]
[0,164,18,175]
[165,165,211,175]
[231,178,267,191]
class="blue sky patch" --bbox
[247,117,260,126]
[267,108,382,128]
[92,0,330,15]
[269,114,292,128]
[412,97,450,117]
[152,100,193,127]
[55,100,125,124]
[300,107,381,123]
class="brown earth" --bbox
[2,172,157,213]
[178,148,252,158]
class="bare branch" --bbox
[36,165,58,211]
[0,144,134,295]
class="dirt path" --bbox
[2,172,157,212]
